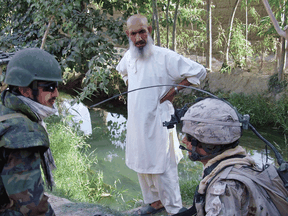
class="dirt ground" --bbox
[47,193,123,216]
[47,192,192,216]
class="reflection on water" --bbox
[106,113,126,150]
[87,107,287,207]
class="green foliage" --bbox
[215,18,254,69]
[0,0,127,100]
[46,115,119,202]
[227,93,274,126]
[180,179,199,206]
[268,73,288,94]
[273,95,288,134]
[178,153,202,205]
[229,19,254,67]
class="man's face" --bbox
[37,82,59,108]
[19,81,59,108]
[126,22,152,49]
[182,135,209,164]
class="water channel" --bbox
[83,105,287,211]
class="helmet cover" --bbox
[181,98,241,145]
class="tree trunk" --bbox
[166,0,170,48]
[151,6,155,41]
[191,23,198,62]
[224,0,241,65]
[172,0,180,51]
[152,0,161,46]
[41,17,54,49]
[278,0,287,81]
[245,0,248,64]
[275,38,281,75]
[206,0,212,71]
[278,37,286,81]
[262,0,287,39]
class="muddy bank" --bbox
[47,193,122,216]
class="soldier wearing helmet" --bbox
[0,48,62,215]
[179,98,285,216]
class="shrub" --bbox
[227,93,274,127]
[46,116,108,202]
[273,94,288,133]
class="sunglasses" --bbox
[38,82,58,92]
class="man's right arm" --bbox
[116,53,129,86]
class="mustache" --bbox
[49,97,57,101]
[135,40,146,46]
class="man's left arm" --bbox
[160,78,190,103]
[161,54,207,103]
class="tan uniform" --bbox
[195,146,288,216]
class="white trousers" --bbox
[137,147,182,214]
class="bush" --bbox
[46,115,108,202]
[227,93,274,127]
[273,94,288,134]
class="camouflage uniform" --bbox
[0,90,55,216]
[194,145,283,216]
[180,98,288,216]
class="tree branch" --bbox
[41,16,54,49]
[262,0,288,39]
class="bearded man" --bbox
[116,14,207,215]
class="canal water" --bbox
[85,106,287,210]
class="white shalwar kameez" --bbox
[116,45,206,214]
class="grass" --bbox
[45,115,110,203]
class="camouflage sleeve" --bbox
[204,179,248,216]
[0,148,55,216]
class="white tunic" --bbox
[116,45,206,173]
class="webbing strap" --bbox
[0,113,28,122]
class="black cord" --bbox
[249,123,285,166]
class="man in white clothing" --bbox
[116,14,207,215]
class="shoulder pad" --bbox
[0,115,49,149]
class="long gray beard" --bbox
[129,35,154,59]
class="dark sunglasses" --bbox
[38,82,58,92]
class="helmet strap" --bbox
[31,81,39,102]
[188,140,239,162]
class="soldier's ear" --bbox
[18,87,33,98]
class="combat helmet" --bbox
[181,98,242,145]
[5,48,62,87]
[181,98,242,161]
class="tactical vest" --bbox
[0,112,50,208]
[0,113,30,208]
[175,156,288,216]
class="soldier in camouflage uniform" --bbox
[179,98,288,216]
[0,48,62,215]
